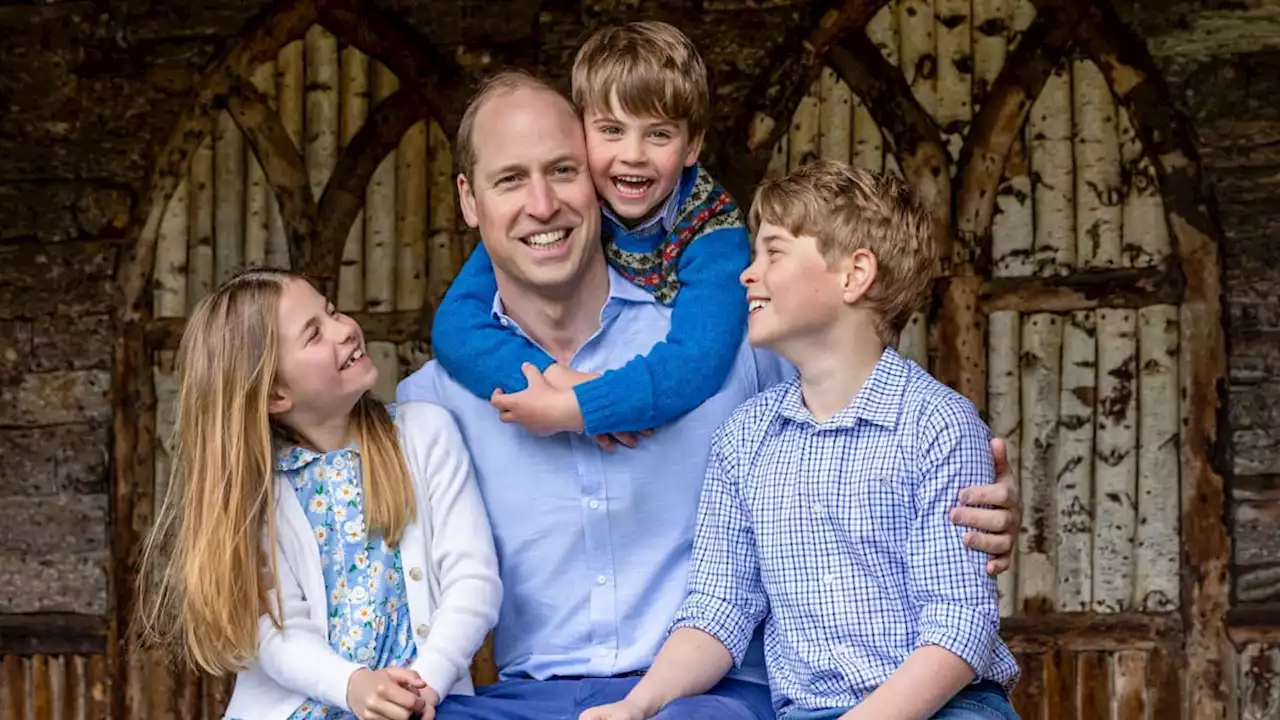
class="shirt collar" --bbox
[776,346,906,430]
[599,163,695,234]
[489,266,657,333]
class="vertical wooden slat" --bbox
[1043,648,1065,720]
[1055,309,1095,612]
[934,0,972,161]
[1072,58,1122,269]
[972,0,1008,105]
[1009,0,1037,47]
[369,341,399,404]
[898,312,929,371]
[1076,651,1111,720]
[899,0,936,117]
[203,673,231,719]
[5,655,27,720]
[1136,304,1180,611]
[1093,308,1138,613]
[1118,106,1170,268]
[1146,643,1182,720]
[64,655,82,720]
[153,177,190,318]
[426,120,460,307]
[850,93,884,173]
[1112,649,1148,720]
[992,125,1034,277]
[153,350,179,520]
[364,62,399,312]
[396,120,429,312]
[305,25,340,215]
[31,655,49,720]
[866,0,898,67]
[187,131,215,306]
[817,67,852,166]
[245,61,275,269]
[86,655,107,720]
[1053,648,1079,720]
[1019,313,1061,613]
[987,310,1020,617]
[214,110,246,283]
[788,81,820,170]
[338,45,369,311]
[1011,652,1045,719]
[273,41,305,269]
[1028,63,1074,275]
[146,652,176,719]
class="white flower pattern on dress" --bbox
[268,406,417,720]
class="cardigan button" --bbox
[416,623,430,638]
[409,567,423,581]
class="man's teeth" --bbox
[342,347,364,370]
[525,230,566,247]
[749,298,769,313]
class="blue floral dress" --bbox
[276,408,418,720]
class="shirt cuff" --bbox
[412,648,462,703]
[574,364,655,436]
[915,602,998,678]
[668,592,755,667]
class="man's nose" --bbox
[525,176,560,220]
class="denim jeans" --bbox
[782,679,1020,720]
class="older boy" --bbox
[580,160,1021,720]
[430,21,750,443]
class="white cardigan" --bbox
[223,402,503,720]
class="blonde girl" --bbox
[135,269,502,720]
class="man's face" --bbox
[457,86,602,299]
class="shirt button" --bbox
[588,499,601,510]
[416,623,430,638]
[409,567,423,581]
[823,572,836,585]
[812,502,823,515]
[499,318,509,327]
[596,575,608,585]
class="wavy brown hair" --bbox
[133,268,415,675]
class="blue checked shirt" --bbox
[670,347,1020,715]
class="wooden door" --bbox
[763,0,1228,717]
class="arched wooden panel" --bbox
[766,0,1224,717]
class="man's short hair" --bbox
[454,69,571,178]
[748,159,937,343]
[570,21,710,141]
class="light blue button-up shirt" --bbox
[396,267,792,684]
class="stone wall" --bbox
[2,0,1279,620]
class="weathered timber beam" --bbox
[313,90,429,296]
[224,77,317,272]
[1227,605,1280,645]
[147,309,434,351]
[116,0,317,323]
[978,264,1182,313]
[705,0,893,204]
[1028,1,1232,716]
[954,15,1073,274]
[316,0,470,135]
[999,612,1183,652]
[0,613,107,656]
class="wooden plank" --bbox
[1118,104,1170,268]
[1111,649,1147,720]
[1000,612,1181,648]
[213,110,246,284]
[1055,310,1095,612]
[4,654,26,720]
[364,62,399,314]
[1028,62,1074,275]
[425,119,460,308]
[1072,58,1122,269]
[396,120,429,312]
[988,310,1020,617]
[1076,651,1111,720]
[31,655,49,720]
[972,0,1009,105]
[934,0,972,161]
[187,132,215,307]
[788,80,821,170]
[1018,312,1061,613]
[898,0,936,117]
[818,66,852,166]
[1146,643,1182,720]
[1010,651,1044,719]
[64,654,82,720]
[1136,304,1180,611]
[978,264,1181,314]
[338,44,370,312]
[244,61,275,269]
[86,654,107,720]
[152,176,190,319]
[1093,308,1139,613]
[0,616,107,656]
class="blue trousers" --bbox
[434,675,773,720]
[782,680,1020,720]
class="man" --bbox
[396,70,1022,720]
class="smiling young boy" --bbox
[579,160,1021,720]
[430,21,750,443]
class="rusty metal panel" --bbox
[1,654,109,720]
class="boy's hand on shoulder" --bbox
[491,363,585,435]
[578,699,649,720]
[949,437,1023,575]
[543,363,601,389]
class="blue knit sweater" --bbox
[430,164,750,436]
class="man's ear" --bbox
[457,173,480,228]
[841,248,878,305]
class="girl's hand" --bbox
[416,684,441,719]
[346,667,426,720]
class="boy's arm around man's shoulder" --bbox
[573,224,751,435]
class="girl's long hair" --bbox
[133,268,415,675]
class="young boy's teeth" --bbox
[613,176,651,197]
[749,299,769,313]
[525,229,566,247]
